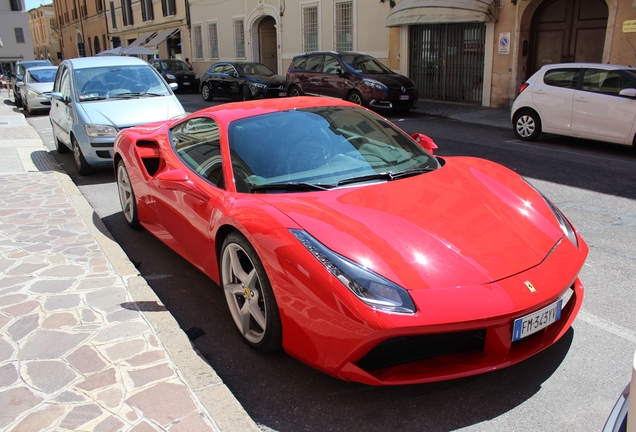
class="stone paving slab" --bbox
[0,171,259,431]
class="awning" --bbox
[127,32,156,48]
[143,28,179,48]
[386,0,498,27]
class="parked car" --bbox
[50,56,185,175]
[511,63,636,145]
[114,96,587,385]
[286,51,418,112]
[148,59,200,93]
[11,59,53,108]
[200,61,286,101]
[16,66,58,115]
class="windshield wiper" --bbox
[249,182,335,192]
[111,92,163,98]
[337,167,436,186]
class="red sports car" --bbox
[113,96,587,386]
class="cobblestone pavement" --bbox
[0,90,260,431]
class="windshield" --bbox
[339,55,394,74]
[236,63,275,77]
[161,60,190,71]
[228,106,439,192]
[74,65,171,101]
[27,68,57,83]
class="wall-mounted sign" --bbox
[623,20,636,33]
[498,32,511,55]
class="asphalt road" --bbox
[27,94,636,432]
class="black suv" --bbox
[149,59,200,92]
[11,60,53,107]
[286,51,418,111]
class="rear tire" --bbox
[513,110,542,141]
[201,83,213,101]
[72,137,94,176]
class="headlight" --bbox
[28,89,41,97]
[250,82,267,90]
[524,179,578,248]
[290,230,416,314]
[166,74,176,80]
[85,124,118,137]
[363,79,387,90]
[195,74,200,79]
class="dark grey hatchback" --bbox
[200,62,286,101]
[286,51,418,112]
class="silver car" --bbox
[50,56,185,175]
[17,66,58,115]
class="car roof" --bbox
[539,62,636,71]
[64,56,149,70]
[180,96,358,125]
[294,51,369,58]
[25,66,58,71]
[17,60,51,64]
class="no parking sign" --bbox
[498,32,511,55]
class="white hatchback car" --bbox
[511,63,636,145]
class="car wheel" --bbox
[221,232,282,353]
[24,98,32,115]
[201,83,213,101]
[116,161,140,229]
[513,110,542,141]
[15,93,22,108]
[72,137,94,175]
[347,90,363,105]
[288,85,302,97]
[54,135,70,154]
[242,86,251,101]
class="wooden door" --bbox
[259,17,277,72]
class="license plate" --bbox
[279,92,286,97]
[399,95,410,100]
[182,82,190,85]
[512,299,562,341]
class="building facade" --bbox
[387,0,636,107]
[28,3,61,64]
[186,0,395,78]
[105,0,189,59]
[0,0,34,74]
[53,0,108,59]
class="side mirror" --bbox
[51,91,66,102]
[169,82,178,91]
[411,133,438,155]
[16,81,24,87]
[619,88,636,98]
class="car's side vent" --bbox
[136,140,161,176]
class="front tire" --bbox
[201,83,213,101]
[72,137,94,175]
[15,93,23,108]
[116,161,140,229]
[221,232,282,353]
[287,85,302,97]
[346,90,363,105]
[513,110,542,141]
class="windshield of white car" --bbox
[75,65,171,101]
[27,68,57,83]
[228,106,439,193]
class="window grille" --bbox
[334,0,352,51]
[208,21,219,59]
[193,24,203,59]
[234,18,245,58]
[302,2,318,52]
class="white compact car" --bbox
[511,63,636,146]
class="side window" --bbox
[53,66,64,91]
[322,56,341,74]
[212,64,225,73]
[60,68,71,99]
[305,55,323,72]
[292,57,307,70]
[543,68,580,89]
[582,69,634,96]
[152,62,161,71]
[171,117,224,188]
[225,66,238,76]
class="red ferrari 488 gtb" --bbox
[113,96,587,385]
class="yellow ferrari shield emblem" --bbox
[243,286,250,298]
[524,281,537,293]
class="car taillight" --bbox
[519,82,529,94]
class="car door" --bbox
[319,55,347,98]
[50,65,74,146]
[570,68,636,144]
[224,65,242,100]
[151,116,226,274]
[532,67,580,132]
[301,55,325,95]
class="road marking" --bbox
[577,309,636,343]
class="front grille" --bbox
[356,329,486,372]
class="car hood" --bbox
[247,74,286,85]
[165,70,197,78]
[78,97,185,128]
[262,157,566,290]
[28,82,54,93]
[362,73,414,88]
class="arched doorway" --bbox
[259,17,277,72]
[529,0,608,75]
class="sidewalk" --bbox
[0,92,261,430]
